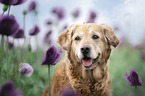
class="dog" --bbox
[42,23,120,96]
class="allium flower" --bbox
[13,0,27,5]
[29,25,40,36]
[46,19,52,25]
[44,30,52,44]
[87,10,97,23]
[28,1,37,12]
[52,7,65,21]
[60,87,77,96]
[0,81,22,96]
[41,45,63,65]
[8,42,14,49]
[125,70,143,86]
[142,52,145,61]
[0,0,18,5]
[0,15,19,36]
[19,63,34,77]
[0,0,26,5]
[72,9,80,18]
[13,29,24,38]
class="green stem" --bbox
[8,6,11,15]
[135,86,137,96]
[48,65,51,96]
[2,11,5,15]
[23,14,26,36]
[1,35,4,53]
[6,36,9,79]
[21,13,26,63]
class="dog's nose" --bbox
[81,45,91,55]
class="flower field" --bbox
[0,0,145,96]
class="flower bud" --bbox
[23,10,27,15]
[3,5,8,12]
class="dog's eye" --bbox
[75,36,81,41]
[92,35,99,39]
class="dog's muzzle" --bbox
[80,45,100,68]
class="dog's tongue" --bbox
[82,59,93,67]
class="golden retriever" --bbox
[42,23,120,96]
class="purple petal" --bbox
[0,0,18,5]
[29,25,40,35]
[125,72,133,86]
[52,49,63,65]
[44,30,52,44]
[60,87,77,96]
[129,70,143,86]
[13,29,24,38]
[52,7,65,21]
[19,63,34,77]
[87,10,97,23]
[41,45,58,65]
[72,9,80,18]
[28,1,37,12]
[0,15,19,36]
[0,81,22,96]
[13,0,27,5]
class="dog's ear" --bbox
[57,25,77,51]
[100,24,120,47]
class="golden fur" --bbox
[42,23,120,96]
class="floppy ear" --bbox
[57,25,77,51]
[101,24,120,47]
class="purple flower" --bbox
[19,63,34,77]
[60,87,77,96]
[0,0,18,5]
[0,15,19,36]
[8,42,14,49]
[0,0,26,5]
[87,11,97,23]
[0,81,22,96]
[13,29,24,38]
[29,25,40,36]
[125,70,143,86]
[46,19,52,25]
[72,9,80,18]
[41,45,63,65]
[13,0,27,5]
[52,7,65,21]
[44,30,52,44]
[28,1,37,12]
[142,53,145,61]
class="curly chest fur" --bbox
[66,59,112,96]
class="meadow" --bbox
[0,0,145,96]
[0,41,145,96]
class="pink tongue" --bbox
[82,59,93,67]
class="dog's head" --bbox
[58,23,120,70]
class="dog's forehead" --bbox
[74,24,102,34]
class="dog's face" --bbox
[58,23,119,70]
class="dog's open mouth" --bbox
[81,55,100,68]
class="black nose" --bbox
[81,45,91,55]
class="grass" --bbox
[0,44,145,96]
